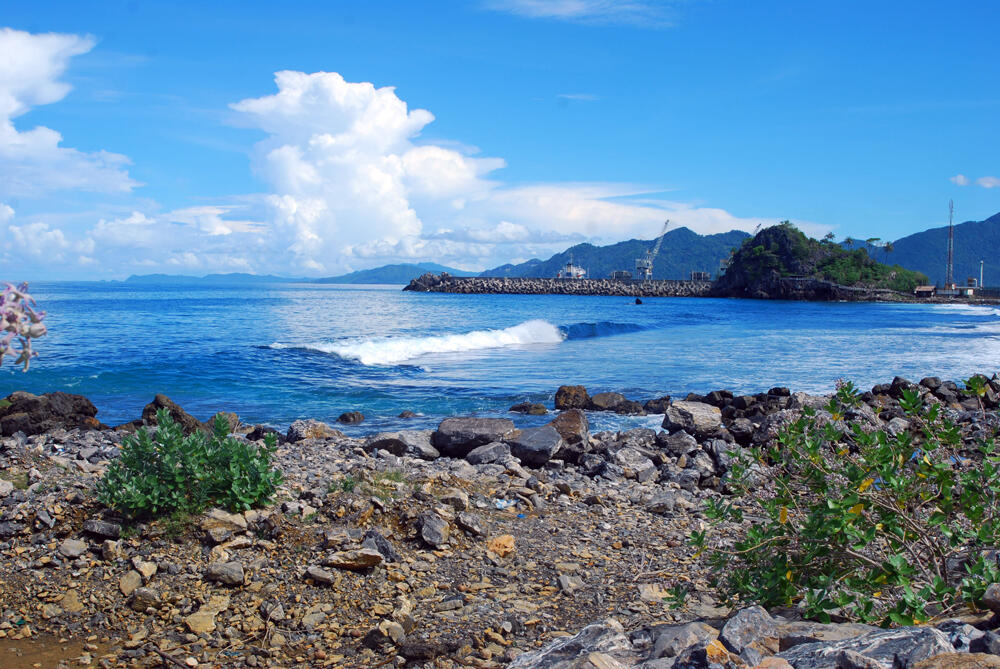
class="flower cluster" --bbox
[1,282,47,371]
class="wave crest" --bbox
[273,319,566,366]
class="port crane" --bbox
[634,220,670,281]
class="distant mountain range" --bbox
[121,211,1000,287]
[313,263,476,284]
[480,227,751,280]
[883,211,1000,286]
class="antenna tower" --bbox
[946,200,954,288]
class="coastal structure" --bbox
[404,273,712,297]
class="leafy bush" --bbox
[695,380,1000,626]
[1,282,47,371]
[97,409,283,519]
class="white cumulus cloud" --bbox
[0,27,137,197]
[977,176,1000,189]
[950,174,970,186]
[484,0,677,27]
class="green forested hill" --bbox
[480,227,750,279]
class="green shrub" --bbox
[97,409,282,519]
[695,380,1000,626]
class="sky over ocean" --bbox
[0,0,998,279]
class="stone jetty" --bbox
[404,272,712,297]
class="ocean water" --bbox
[3,282,999,434]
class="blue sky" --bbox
[2,0,998,279]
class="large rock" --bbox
[0,391,104,437]
[365,431,440,460]
[141,394,207,434]
[662,401,722,438]
[589,392,626,411]
[432,417,516,458]
[465,441,510,465]
[286,419,343,442]
[418,513,450,548]
[508,618,638,668]
[778,627,956,668]
[510,402,548,415]
[649,621,719,659]
[547,409,590,463]
[555,385,590,410]
[507,425,566,466]
[720,605,778,655]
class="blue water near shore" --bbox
[3,282,999,434]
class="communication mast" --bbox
[945,200,955,289]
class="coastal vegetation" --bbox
[96,410,282,519]
[697,376,1000,626]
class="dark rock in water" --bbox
[509,401,548,415]
[777,626,955,668]
[247,425,285,443]
[507,425,566,466]
[643,396,672,414]
[635,297,643,304]
[432,417,516,458]
[615,400,646,415]
[662,401,722,438]
[0,391,105,437]
[337,411,364,424]
[507,618,637,668]
[589,392,626,411]
[365,431,439,460]
[555,385,590,410]
[141,394,207,434]
[398,410,417,418]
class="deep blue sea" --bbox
[3,282,999,434]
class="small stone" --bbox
[305,566,335,584]
[183,595,230,634]
[60,590,84,614]
[440,488,469,511]
[487,534,515,558]
[456,512,484,536]
[129,587,160,612]
[59,538,88,559]
[82,519,121,539]
[418,513,450,548]
[558,574,583,595]
[204,561,245,586]
[0,479,12,498]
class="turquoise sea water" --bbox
[3,282,999,434]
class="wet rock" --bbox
[323,548,383,571]
[141,394,207,434]
[365,430,440,460]
[465,441,510,465]
[204,561,245,586]
[510,402,548,415]
[507,618,638,668]
[507,425,566,466]
[418,513,450,547]
[286,419,343,442]
[0,391,104,436]
[555,385,590,411]
[662,401,722,438]
[337,411,364,424]
[589,392,626,411]
[432,417,517,458]
[398,410,417,418]
[643,396,672,414]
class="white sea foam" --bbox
[272,319,566,366]
[928,303,1000,317]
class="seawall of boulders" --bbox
[403,273,712,297]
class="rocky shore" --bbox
[403,274,712,297]
[1,374,1000,669]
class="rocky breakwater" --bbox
[1,373,1000,668]
[404,273,712,297]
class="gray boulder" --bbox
[589,392,626,411]
[365,431,440,460]
[720,605,778,655]
[649,621,719,659]
[507,425,566,466]
[778,626,955,669]
[432,417,516,458]
[612,448,658,482]
[418,513,449,548]
[662,401,722,438]
[508,618,638,668]
[465,441,510,465]
[658,430,698,456]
